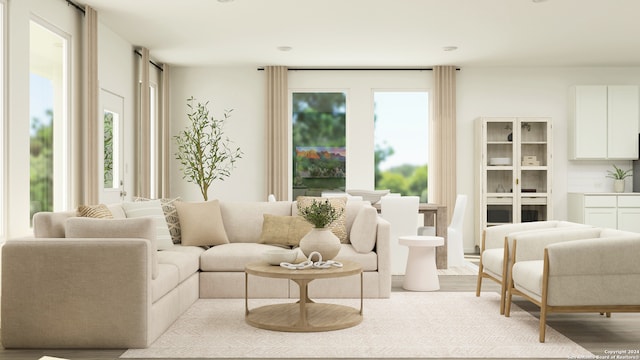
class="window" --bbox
[29,20,68,220]
[292,92,346,198]
[374,91,429,201]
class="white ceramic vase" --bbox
[614,179,625,193]
[299,227,341,260]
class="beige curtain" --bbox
[160,63,171,198]
[81,5,99,205]
[265,66,289,200]
[431,66,457,220]
[136,47,151,198]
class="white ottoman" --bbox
[399,235,444,291]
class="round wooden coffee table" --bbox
[244,260,363,332]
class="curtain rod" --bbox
[257,67,461,71]
[66,0,85,15]
[134,50,164,72]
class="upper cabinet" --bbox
[569,85,639,160]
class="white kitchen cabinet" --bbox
[476,117,552,245]
[570,85,639,160]
[568,193,640,232]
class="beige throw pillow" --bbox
[296,196,348,243]
[175,200,229,247]
[65,217,159,279]
[135,197,182,244]
[77,204,113,219]
[349,205,378,253]
[122,200,174,250]
[259,214,313,248]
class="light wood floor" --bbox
[1,275,639,360]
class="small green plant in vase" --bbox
[298,199,343,228]
[298,199,344,260]
[606,165,632,193]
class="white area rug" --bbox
[121,292,593,359]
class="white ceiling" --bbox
[80,0,640,68]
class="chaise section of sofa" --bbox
[1,215,203,349]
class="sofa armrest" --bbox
[544,236,640,306]
[375,216,391,297]
[1,238,153,349]
[512,227,602,263]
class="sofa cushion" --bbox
[136,197,182,244]
[200,243,301,271]
[77,204,113,218]
[335,244,378,271]
[175,200,229,247]
[512,260,544,298]
[122,200,174,250]
[296,196,348,243]
[157,249,201,283]
[481,248,504,278]
[349,205,378,253]
[220,201,292,243]
[258,214,312,247]
[152,263,180,303]
[65,217,159,279]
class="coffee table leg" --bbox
[245,272,249,316]
[294,279,314,328]
[360,272,363,315]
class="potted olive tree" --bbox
[174,97,243,201]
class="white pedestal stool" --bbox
[398,235,444,291]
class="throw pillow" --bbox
[65,217,159,279]
[259,214,313,248]
[77,204,113,219]
[174,200,229,247]
[135,197,182,244]
[350,205,378,253]
[121,199,174,250]
[296,196,348,243]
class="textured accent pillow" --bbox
[174,200,229,247]
[121,200,174,250]
[77,204,113,219]
[349,205,378,253]
[259,214,313,248]
[296,196,348,243]
[65,217,159,279]
[135,197,182,244]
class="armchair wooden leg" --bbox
[475,264,484,297]
[504,289,512,317]
[539,306,547,343]
[499,280,507,315]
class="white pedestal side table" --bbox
[398,235,444,291]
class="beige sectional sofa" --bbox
[1,198,389,349]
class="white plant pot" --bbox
[614,179,625,193]
[299,227,341,260]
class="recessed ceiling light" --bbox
[532,0,548,3]
[443,46,458,52]
[217,0,234,3]
[277,46,293,52]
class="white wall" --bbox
[171,65,640,251]
[169,66,266,201]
